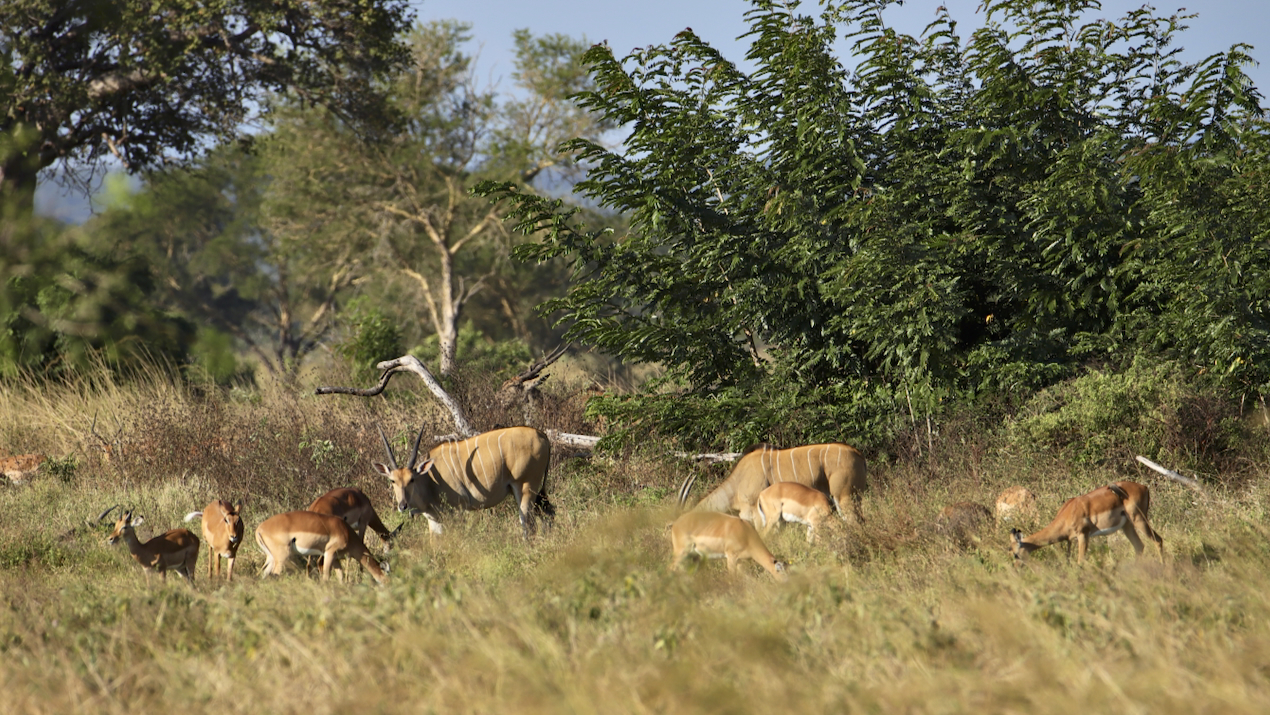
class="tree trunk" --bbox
[0,155,40,220]
[437,249,459,376]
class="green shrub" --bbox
[1007,359,1241,475]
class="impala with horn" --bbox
[670,511,788,581]
[255,510,388,584]
[1010,481,1164,563]
[374,422,553,538]
[679,442,868,524]
[103,506,200,586]
[184,500,244,581]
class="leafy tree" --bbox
[264,21,609,376]
[487,0,1267,450]
[0,210,193,377]
[0,0,414,216]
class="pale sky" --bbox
[419,0,1270,94]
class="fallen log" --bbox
[1135,455,1204,492]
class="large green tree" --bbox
[487,0,1268,449]
[0,0,413,215]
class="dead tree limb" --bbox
[1135,455,1204,492]
[673,451,743,464]
[316,356,477,438]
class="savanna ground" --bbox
[2,366,1269,714]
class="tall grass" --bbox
[2,365,1269,713]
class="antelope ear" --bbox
[413,458,435,476]
[373,462,393,478]
[130,515,145,527]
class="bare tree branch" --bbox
[1135,455,1205,492]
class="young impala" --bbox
[670,511,787,581]
[255,510,388,585]
[307,487,396,549]
[755,481,832,544]
[1010,481,1164,563]
[104,506,200,586]
[184,500,244,581]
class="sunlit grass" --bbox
[2,371,1270,713]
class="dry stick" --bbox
[1135,455,1205,492]
[315,355,601,450]
[316,356,475,437]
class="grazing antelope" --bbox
[0,453,46,485]
[184,500,244,581]
[373,423,553,538]
[679,442,867,524]
[670,511,787,581]
[1010,481,1164,563]
[307,487,397,549]
[995,486,1038,524]
[755,481,832,544]
[255,511,388,584]
[103,506,200,586]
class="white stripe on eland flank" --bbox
[474,432,489,484]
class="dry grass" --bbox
[2,368,1270,714]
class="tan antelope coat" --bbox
[686,443,867,524]
[375,425,553,537]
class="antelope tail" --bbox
[756,500,768,528]
[1106,484,1129,501]
[533,464,556,521]
[183,511,203,522]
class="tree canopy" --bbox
[486,0,1269,449]
[0,0,414,214]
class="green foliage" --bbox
[41,455,78,484]
[0,217,194,377]
[1008,358,1242,473]
[412,323,533,380]
[485,0,1270,449]
[336,306,405,381]
[0,0,415,213]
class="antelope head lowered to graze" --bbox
[373,422,554,538]
[679,442,868,525]
[104,506,200,586]
[670,511,787,581]
[255,510,387,584]
[184,500,244,581]
[307,487,398,551]
[1010,481,1164,564]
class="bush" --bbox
[1006,359,1242,476]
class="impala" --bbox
[184,500,244,581]
[307,487,397,549]
[995,485,1038,524]
[1010,481,1164,563]
[670,511,787,581]
[1,453,46,485]
[255,510,388,584]
[755,481,832,544]
[373,423,553,538]
[104,506,200,585]
[679,442,867,524]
